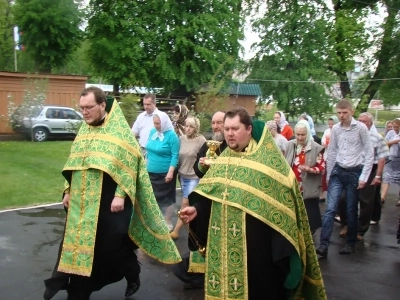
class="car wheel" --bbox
[33,128,48,142]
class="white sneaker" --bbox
[370,220,378,225]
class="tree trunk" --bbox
[356,2,397,114]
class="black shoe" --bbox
[125,275,140,297]
[316,246,328,257]
[339,245,355,255]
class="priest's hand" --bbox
[62,193,70,208]
[111,197,125,212]
[179,206,197,223]
[199,157,210,168]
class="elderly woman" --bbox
[146,111,180,230]
[383,120,393,138]
[173,104,189,136]
[299,113,321,145]
[170,116,206,239]
[285,120,325,233]
[274,111,294,140]
[381,119,400,206]
[266,120,287,155]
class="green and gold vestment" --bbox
[189,125,326,300]
[58,100,181,276]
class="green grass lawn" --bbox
[0,141,73,210]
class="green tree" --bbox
[13,0,83,73]
[357,0,400,114]
[86,0,243,98]
[0,0,14,71]
[245,0,334,119]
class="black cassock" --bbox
[189,194,296,300]
[44,173,139,300]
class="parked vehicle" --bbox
[11,105,82,142]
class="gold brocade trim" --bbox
[74,133,141,157]
[194,185,299,254]
[304,275,325,286]
[188,251,205,273]
[114,193,126,198]
[212,157,294,188]
[68,152,137,179]
[199,177,296,220]
[58,262,92,277]
[242,211,249,300]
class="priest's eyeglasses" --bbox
[78,104,99,112]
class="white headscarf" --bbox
[276,111,289,130]
[151,111,174,141]
[294,120,313,154]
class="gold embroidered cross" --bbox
[211,222,220,235]
[229,277,243,291]
[229,223,241,237]
[209,275,220,289]
[221,189,229,201]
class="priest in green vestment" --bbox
[179,107,326,300]
[44,86,181,300]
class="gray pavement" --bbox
[1,187,400,300]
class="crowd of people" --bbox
[44,87,400,300]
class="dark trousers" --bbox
[339,167,377,235]
[320,164,361,247]
[371,185,382,222]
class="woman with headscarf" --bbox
[173,104,189,136]
[266,120,287,155]
[284,120,325,233]
[274,111,294,140]
[146,111,180,230]
[170,116,206,239]
[320,116,340,201]
[299,113,321,144]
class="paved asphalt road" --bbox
[1,187,400,300]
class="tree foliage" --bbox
[0,0,14,71]
[13,0,83,73]
[86,0,243,96]
[245,0,400,116]
[245,0,334,119]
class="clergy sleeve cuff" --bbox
[115,185,127,198]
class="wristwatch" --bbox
[375,175,381,179]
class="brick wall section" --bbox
[0,72,87,134]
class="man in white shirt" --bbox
[131,94,172,154]
[317,99,373,257]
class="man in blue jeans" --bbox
[317,99,373,256]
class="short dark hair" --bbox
[224,107,253,129]
[143,94,156,104]
[336,99,353,110]
[81,86,106,104]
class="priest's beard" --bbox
[212,131,224,142]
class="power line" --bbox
[246,78,400,83]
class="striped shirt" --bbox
[367,131,389,164]
[327,118,373,182]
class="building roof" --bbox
[224,83,262,97]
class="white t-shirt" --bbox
[131,108,160,148]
